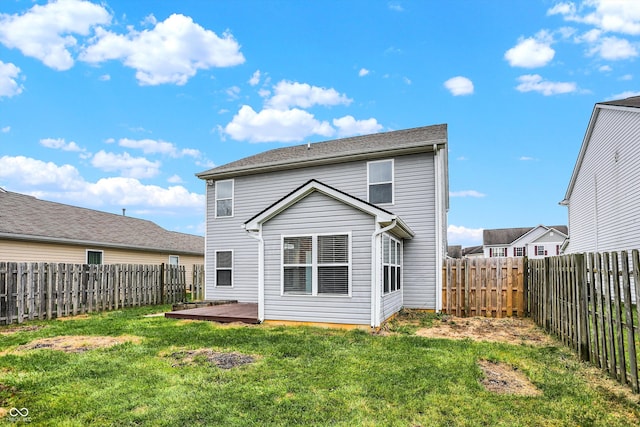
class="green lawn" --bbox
[1,306,638,426]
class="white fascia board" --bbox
[245,180,399,231]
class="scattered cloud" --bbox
[223,105,333,143]
[0,0,111,71]
[99,74,111,81]
[504,30,555,68]
[359,68,370,77]
[519,156,537,161]
[167,174,184,184]
[333,116,383,137]
[388,2,404,12]
[91,150,161,179]
[118,138,200,158]
[248,70,261,86]
[620,74,633,81]
[40,138,85,152]
[549,0,640,35]
[515,74,578,95]
[608,90,640,100]
[444,76,474,96]
[266,81,352,110]
[1,126,10,133]
[599,64,613,72]
[80,13,245,85]
[587,36,638,60]
[0,155,84,190]
[449,190,486,198]
[403,76,412,85]
[226,85,241,100]
[0,61,24,98]
[447,224,483,246]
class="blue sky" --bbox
[1,0,639,247]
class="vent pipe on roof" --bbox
[122,208,126,216]
[307,141,311,150]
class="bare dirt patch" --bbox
[0,325,45,335]
[478,360,542,396]
[5,335,142,354]
[415,316,554,346]
[164,348,257,369]
[56,314,90,322]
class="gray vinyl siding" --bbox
[262,191,374,324]
[567,108,640,253]
[204,151,437,310]
[380,290,403,324]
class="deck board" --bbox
[165,303,259,324]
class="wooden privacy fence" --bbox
[442,257,526,318]
[190,264,205,301]
[0,262,188,325]
[529,251,640,393]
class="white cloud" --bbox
[0,155,84,190]
[359,68,370,77]
[118,138,202,159]
[0,61,24,98]
[40,137,85,152]
[599,64,613,72]
[80,13,245,85]
[91,150,161,179]
[504,31,555,68]
[86,177,204,208]
[608,90,640,100]
[1,126,10,133]
[0,0,111,71]
[249,70,261,86]
[588,36,638,60]
[444,76,474,96]
[403,76,412,85]
[266,81,352,110]
[167,174,184,184]
[550,0,640,35]
[449,190,486,198]
[515,74,577,95]
[333,116,383,137]
[99,74,111,81]
[388,2,404,12]
[620,74,633,80]
[447,225,483,246]
[519,156,537,161]
[224,105,334,143]
[226,85,241,99]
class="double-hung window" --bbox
[490,247,507,257]
[535,245,546,256]
[215,180,234,218]
[383,235,401,294]
[514,247,525,257]
[283,234,350,296]
[368,159,393,204]
[86,250,103,265]
[216,250,233,287]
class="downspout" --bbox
[370,219,397,328]
[246,225,264,322]
[433,144,444,312]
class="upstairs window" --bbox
[215,180,234,218]
[368,159,393,204]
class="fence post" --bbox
[575,253,590,361]
[544,256,551,332]
[160,263,166,304]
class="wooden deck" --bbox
[164,303,259,324]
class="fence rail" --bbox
[0,262,189,325]
[442,257,526,318]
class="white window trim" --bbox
[382,234,402,295]
[367,159,394,205]
[86,249,104,265]
[535,245,545,256]
[169,255,180,265]
[215,179,234,218]
[491,247,507,257]
[280,232,352,297]
[215,249,234,287]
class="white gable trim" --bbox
[244,180,415,239]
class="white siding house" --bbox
[561,96,640,254]
[483,225,567,259]
[197,125,449,328]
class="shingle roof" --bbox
[0,190,203,255]
[483,225,568,246]
[599,96,640,108]
[197,124,447,179]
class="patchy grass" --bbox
[0,305,638,426]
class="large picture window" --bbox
[382,235,401,294]
[216,250,233,287]
[368,159,393,204]
[215,180,234,217]
[283,234,350,296]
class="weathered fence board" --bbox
[0,262,195,325]
[442,257,525,318]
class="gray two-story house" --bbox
[197,124,449,328]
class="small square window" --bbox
[87,250,103,265]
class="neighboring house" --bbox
[462,245,483,258]
[483,225,568,259]
[0,189,204,282]
[197,124,449,328]
[561,96,640,254]
[447,245,462,259]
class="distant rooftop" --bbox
[0,190,203,255]
[599,96,640,108]
[483,225,568,246]
[198,124,447,179]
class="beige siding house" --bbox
[0,189,203,283]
